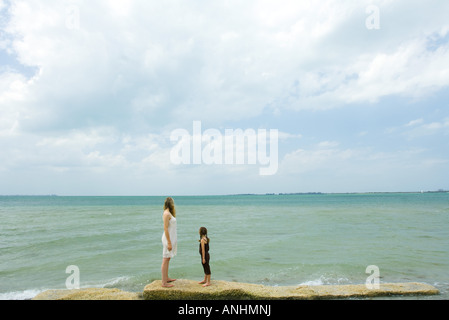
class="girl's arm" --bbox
[201,238,206,264]
[163,212,172,251]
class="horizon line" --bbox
[1,190,448,197]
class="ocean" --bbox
[1,193,448,300]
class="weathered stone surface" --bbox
[32,280,439,300]
[143,279,439,300]
[32,288,142,300]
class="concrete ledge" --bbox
[143,279,439,300]
[31,279,439,300]
[32,288,142,300]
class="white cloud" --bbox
[0,71,29,103]
[278,132,302,140]
[277,142,448,192]
[1,0,449,194]
[422,122,443,130]
[1,0,449,130]
[280,145,359,175]
[398,117,449,139]
[346,38,449,102]
[406,119,424,127]
[317,141,340,148]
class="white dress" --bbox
[161,215,177,258]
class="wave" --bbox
[299,279,325,286]
[0,289,46,300]
[0,276,137,300]
[298,275,350,287]
[97,276,132,288]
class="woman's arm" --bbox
[201,238,206,264]
[163,212,172,251]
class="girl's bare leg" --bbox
[202,274,211,287]
[161,258,174,287]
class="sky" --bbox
[1,0,449,196]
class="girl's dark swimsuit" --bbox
[199,241,211,275]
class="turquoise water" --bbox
[1,193,448,299]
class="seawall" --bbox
[32,279,439,300]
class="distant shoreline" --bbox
[1,190,448,197]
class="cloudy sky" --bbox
[1,0,449,195]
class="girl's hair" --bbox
[199,226,210,243]
[163,197,176,217]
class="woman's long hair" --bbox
[164,197,176,217]
[199,226,210,244]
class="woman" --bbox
[161,197,177,287]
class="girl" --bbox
[161,197,177,287]
[198,227,211,287]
